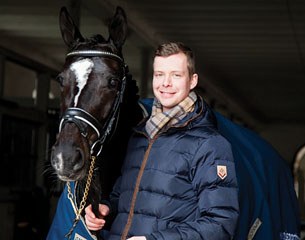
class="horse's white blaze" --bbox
[70,58,94,106]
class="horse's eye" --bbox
[109,78,120,89]
[56,74,64,87]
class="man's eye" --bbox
[155,73,163,78]
[173,74,181,78]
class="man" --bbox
[85,42,239,240]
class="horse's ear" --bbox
[59,7,84,48]
[108,6,128,49]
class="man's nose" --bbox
[162,75,172,86]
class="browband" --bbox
[66,50,124,63]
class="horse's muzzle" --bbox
[51,145,87,181]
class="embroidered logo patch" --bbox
[217,165,227,179]
[74,233,87,240]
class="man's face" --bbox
[153,52,198,112]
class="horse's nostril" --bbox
[51,155,61,171]
[50,149,62,171]
[73,148,85,172]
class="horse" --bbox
[49,6,143,239]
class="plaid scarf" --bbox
[145,91,197,139]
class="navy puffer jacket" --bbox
[107,97,239,240]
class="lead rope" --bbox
[65,156,96,239]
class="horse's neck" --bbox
[98,98,142,195]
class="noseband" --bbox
[59,50,126,157]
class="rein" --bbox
[60,50,126,239]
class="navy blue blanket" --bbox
[215,112,300,239]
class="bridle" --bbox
[59,50,126,157]
[59,50,127,239]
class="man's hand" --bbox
[127,237,146,240]
[84,204,110,231]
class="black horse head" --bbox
[51,6,132,182]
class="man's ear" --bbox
[190,74,198,90]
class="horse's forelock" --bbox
[91,34,107,43]
[69,34,120,55]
